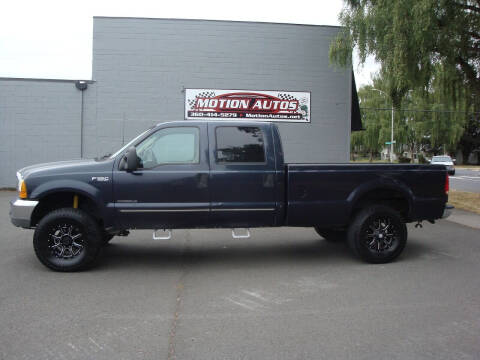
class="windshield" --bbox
[109,128,152,159]
[432,156,451,162]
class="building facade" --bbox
[0,17,359,187]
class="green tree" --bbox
[406,73,466,154]
[330,0,479,95]
[355,69,467,159]
[331,0,480,161]
[352,84,390,161]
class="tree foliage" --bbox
[351,84,389,160]
[332,0,480,160]
[331,0,479,95]
[353,70,467,159]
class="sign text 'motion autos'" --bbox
[185,89,311,123]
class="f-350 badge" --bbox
[91,176,109,182]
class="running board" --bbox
[231,228,250,239]
[153,229,172,240]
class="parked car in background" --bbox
[430,156,455,175]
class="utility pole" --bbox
[390,103,394,162]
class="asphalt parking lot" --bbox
[1,191,480,360]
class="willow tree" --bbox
[351,85,390,160]
[355,68,467,158]
[331,0,480,160]
[408,66,467,154]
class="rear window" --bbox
[432,156,451,162]
[215,126,265,163]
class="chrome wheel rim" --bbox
[364,216,399,253]
[48,223,84,259]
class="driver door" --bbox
[112,124,210,229]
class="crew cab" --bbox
[10,121,452,271]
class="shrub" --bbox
[418,154,428,164]
[398,156,411,163]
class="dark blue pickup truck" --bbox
[10,121,452,271]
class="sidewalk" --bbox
[456,166,480,171]
[444,208,480,230]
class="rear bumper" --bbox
[442,203,454,219]
[10,199,38,228]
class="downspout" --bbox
[75,81,88,158]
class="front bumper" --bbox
[442,203,454,219]
[10,199,38,228]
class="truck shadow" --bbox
[99,239,346,270]
[97,237,432,271]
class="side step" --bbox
[231,228,250,239]
[153,229,172,240]
[152,228,251,240]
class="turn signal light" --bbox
[445,174,449,195]
[19,180,27,199]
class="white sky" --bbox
[0,0,379,87]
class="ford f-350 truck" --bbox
[10,121,452,271]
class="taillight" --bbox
[445,174,449,195]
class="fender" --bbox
[30,179,106,217]
[346,176,415,217]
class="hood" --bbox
[19,158,113,179]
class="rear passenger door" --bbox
[208,123,277,227]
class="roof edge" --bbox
[93,16,343,29]
[0,77,95,83]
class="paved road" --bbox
[450,168,480,193]
[1,191,480,360]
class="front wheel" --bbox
[33,208,103,272]
[347,205,407,263]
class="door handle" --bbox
[197,173,208,188]
[263,174,274,188]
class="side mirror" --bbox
[122,146,139,171]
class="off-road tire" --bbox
[347,205,407,264]
[33,208,103,272]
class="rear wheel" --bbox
[314,227,346,242]
[347,205,407,263]
[33,208,103,272]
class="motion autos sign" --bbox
[185,89,311,123]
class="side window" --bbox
[215,126,265,163]
[136,127,199,169]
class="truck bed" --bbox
[285,163,447,227]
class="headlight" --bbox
[16,172,27,199]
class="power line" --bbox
[360,107,480,115]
